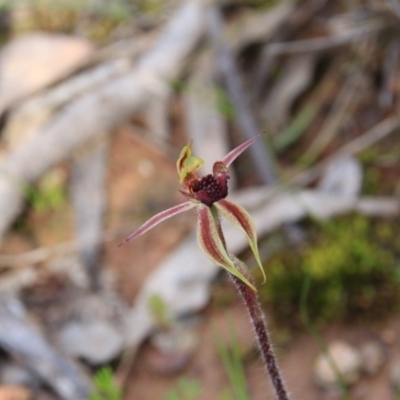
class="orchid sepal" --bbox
[196,204,256,291]
[214,199,266,284]
[119,135,264,291]
[118,201,196,247]
[221,135,260,167]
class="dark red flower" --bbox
[118,136,265,291]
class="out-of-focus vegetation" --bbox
[26,170,67,213]
[90,367,123,400]
[163,379,202,400]
[0,0,171,41]
[148,293,172,329]
[214,317,250,400]
[259,215,400,328]
[162,318,251,400]
[360,145,400,195]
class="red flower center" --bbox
[192,174,229,207]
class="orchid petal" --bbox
[215,199,266,284]
[220,135,260,167]
[197,204,256,291]
[177,142,204,183]
[118,201,196,247]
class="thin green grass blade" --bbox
[272,103,318,152]
[300,274,350,400]
[213,317,249,400]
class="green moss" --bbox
[362,164,381,195]
[25,171,66,213]
[359,146,400,196]
[259,215,400,328]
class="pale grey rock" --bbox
[58,320,123,365]
[390,356,400,395]
[359,341,386,375]
[148,320,199,374]
[56,291,129,365]
[314,341,362,389]
[319,156,363,197]
[150,322,199,355]
[0,295,90,399]
[0,363,38,387]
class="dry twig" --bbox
[207,5,278,184]
[266,20,384,56]
[0,0,205,244]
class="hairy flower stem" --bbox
[214,211,289,399]
[230,273,290,400]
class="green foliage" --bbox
[214,317,250,400]
[260,215,400,327]
[163,318,250,400]
[90,367,122,400]
[8,0,132,40]
[214,86,236,121]
[24,172,66,213]
[359,145,400,196]
[168,81,235,121]
[272,102,319,152]
[148,294,171,329]
[136,0,165,15]
[8,0,132,17]
[247,0,282,10]
[359,148,383,195]
[169,78,188,94]
[163,378,202,400]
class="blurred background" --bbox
[0,0,399,399]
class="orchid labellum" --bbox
[118,136,265,291]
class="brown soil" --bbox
[124,299,400,400]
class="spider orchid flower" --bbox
[118,136,265,291]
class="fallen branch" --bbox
[0,295,91,400]
[266,20,384,56]
[207,4,305,244]
[207,4,278,185]
[300,71,364,164]
[293,115,400,187]
[0,0,205,245]
[0,223,139,268]
[2,32,154,149]
[71,135,109,291]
